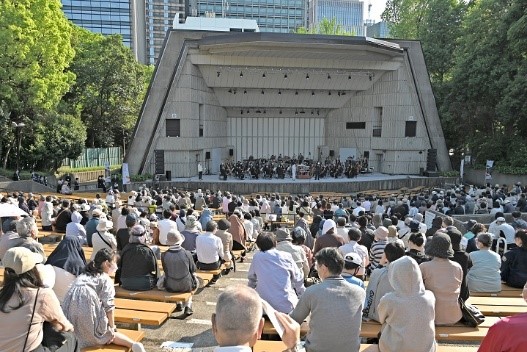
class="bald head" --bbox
[212,285,263,347]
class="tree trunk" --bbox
[3,145,12,169]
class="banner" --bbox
[104,162,111,183]
[122,163,131,185]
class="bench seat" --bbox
[468,296,526,306]
[253,341,478,352]
[114,308,167,327]
[115,298,176,315]
[81,329,144,352]
[114,286,192,303]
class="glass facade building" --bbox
[312,0,364,35]
[61,0,133,47]
[189,0,308,33]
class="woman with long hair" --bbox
[0,247,77,351]
[62,248,145,351]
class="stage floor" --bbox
[149,173,455,195]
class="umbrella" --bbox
[0,203,29,217]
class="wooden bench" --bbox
[470,283,523,297]
[253,341,478,352]
[114,308,168,329]
[115,298,176,315]
[81,329,144,352]
[114,286,193,303]
[477,304,526,317]
[468,296,526,307]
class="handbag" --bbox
[459,297,485,327]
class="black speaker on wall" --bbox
[165,170,172,181]
[426,149,437,171]
[229,149,234,156]
[205,152,211,160]
[329,150,334,157]
[363,151,370,158]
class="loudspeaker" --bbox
[229,149,234,156]
[205,151,211,160]
[426,149,437,171]
[363,151,370,158]
[329,150,334,157]
[165,170,171,182]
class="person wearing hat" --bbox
[91,217,117,261]
[370,256,437,352]
[248,232,305,313]
[276,228,309,278]
[117,224,159,291]
[313,219,344,256]
[181,215,202,253]
[161,230,197,316]
[368,226,389,273]
[86,207,103,247]
[420,233,463,325]
[65,211,87,244]
[339,228,369,278]
[466,233,501,293]
[0,247,78,352]
[116,213,137,252]
[494,216,517,249]
[342,253,365,288]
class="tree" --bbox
[29,113,87,171]
[64,27,152,147]
[296,18,354,36]
[0,0,74,116]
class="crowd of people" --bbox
[1,180,527,351]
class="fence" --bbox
[62,147,123,169]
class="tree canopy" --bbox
[296,18,355,36]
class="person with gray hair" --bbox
[0,217,46,260]
[196,220,225,273]
[212,285,300,351]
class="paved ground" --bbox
[140,254,254,351]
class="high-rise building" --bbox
[367,21,390,38]
[310,0,364,36]
[61,0,134,47]
[187,0,309,33]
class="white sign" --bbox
[425,211,436,229]
[122,163,131,185]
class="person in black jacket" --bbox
[446,226,472,301]
[501,229,527,288]
[116,224,158,291]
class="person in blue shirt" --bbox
[341,252,365,289]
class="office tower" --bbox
[311,0,364,35]
[188,0,309,33]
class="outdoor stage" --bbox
[147,173,457,195]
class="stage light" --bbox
[312,91,315,96]
[327,74,331,79]
[348,74,351,80]
[228,89,232,93]
[217,71,221,77]
[262,72,266,78]
[295,91,298,95]
[244,89,247,94]
[284,73,288,79]
[261,90,265,94]
[278,90,282,95]
[240,71,243,77]
[328,91,332,96]
[306,73,309,79]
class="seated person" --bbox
[212,285,300,352]
[116,225,158,291]
[196,220,225,273]
[65,211,87,245]
[405,232,430,264]
[420,233,463,325]
[363,240,406,322]
[341,252,365,289]
[248,232,305,313]
[364,256,436,352]
[46,236,87,303]
[339,228,369,278]
[501,229,527,288]
[290,248,365,351]
[54,200,72,233]
[478,283,527,351]
[161,230,197,316]
[467,233,501,292]
[181,215,201,253]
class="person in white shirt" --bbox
[339,227,369,278]
[494,217,516,247]
[353,202,366,217]
[196,220,225,271]
[243,213,255,241]
[335,217,350,244]
[155,209,179,245]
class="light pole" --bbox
[12,121,25,173]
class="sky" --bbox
[366,0,388,22]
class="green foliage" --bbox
[295,18,354,36]
[440,170,460,177]
[130,173,153,182]
[30,113,87,171]
[64,26,152,148]
[0,0,75,115]
[0,168,34,180]
[57,164,121,173]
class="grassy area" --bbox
[0,168,41,180]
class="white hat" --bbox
[322,219,337,235]
[3,247,43,275]
[496,217,506,223]
[96,218,113,232]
